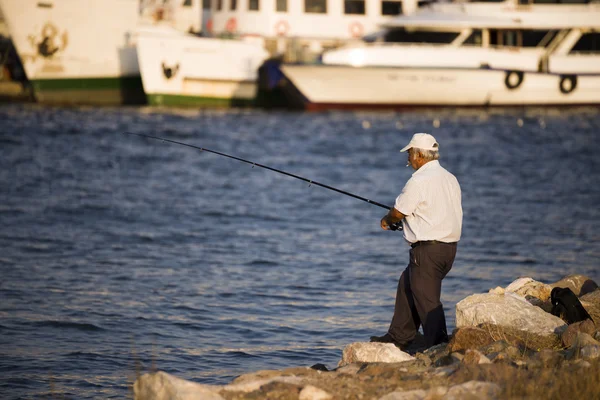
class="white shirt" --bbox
[394,160,462,244]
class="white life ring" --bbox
[349,22,364,38]
[274,20,289,36]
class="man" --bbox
[371,133,462,349]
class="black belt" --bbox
[411,240,456,249]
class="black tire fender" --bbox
[504,70,524,90]
[559,75,577,94]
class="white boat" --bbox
[136,0,428,108]
[258,0,600,110]
[0,0,201,105]
[136,26,269,107]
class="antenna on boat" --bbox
[124,132,401,229]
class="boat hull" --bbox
[30,76,145,105]
[0,0,145,105]
[137,28,269,108]
[262,64,600,110]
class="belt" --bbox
[410,240,456,249]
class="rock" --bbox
[561,319,597,348]
[566,332,600,360]
[462,349,492,365]
[299,385,332,400]
[505,277,552,304]
[445,380,501,400]
[550,275,598,296]
[532,349,564,368]
[378,389,429,400]
[338,342,415,367]
[449,326,495,352]
[580,289,600,325]
[488,286,505,295]
[455,292,566,338]
[133,371,224,400]
[222,376,303,393]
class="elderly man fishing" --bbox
[371,133,463,350]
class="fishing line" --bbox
[124,132,401,229]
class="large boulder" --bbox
[550,275,598,296]
[449,326,495,352]
[133,371,224,400]
[580,289,600,325]
[338,342,415,366]
[455,292,566,338]
[504,277,552,305]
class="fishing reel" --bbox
[389,221,403,231]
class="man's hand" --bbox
[381,207,405,231]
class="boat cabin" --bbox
[201,0,434,61]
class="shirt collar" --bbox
[413,160,440,176]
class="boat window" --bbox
[382,1,402,15]
[384,28,460,44]
[203,0,211,8]
[216,0,222,10]
[305,0,327,13]
[183,0,192,6]
[249,0,259,10]
[276,0,287,12]
[520,30,558,47]
[490,30,521,47]
[471,0,504,2]
[570,32,600,53]
[345,0,366,14]
[463,29,483,46]
[230,0,237,9]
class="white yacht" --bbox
[0,0,201,105]
[258,0,600,109]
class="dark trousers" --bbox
[388,242,457,348]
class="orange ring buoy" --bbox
[349,22,364,38]
[226,17,237,33]
[274,20,290,36]
[206,18,213,33]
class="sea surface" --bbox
[1,104,599,399]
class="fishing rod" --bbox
[124,132,401,229]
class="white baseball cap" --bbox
[400,133,439,152]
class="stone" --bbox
[580,289,600,325]
[379,386,447,400]
[566,332,600,360]
[561,319,597,348]
[133,371,224,400]
[222,376,303,393]
[445,380,501,400]
[455,292,566,337]
[488,286,505,295]
[378,389,428,400]
[299,385,332,400]
[550,275,598,296]
[505,277,552,303]
[449,326,495,352]
[462,349,492,365]
[338,342,415,367]
[533,349,564,368]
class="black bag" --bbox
[550,287,592,324]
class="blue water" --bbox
[1,104,599,398]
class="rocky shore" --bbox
[133,274,600,399]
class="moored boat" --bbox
[0,0,201,105]
[136,25,269,107]
[258,0,600,110]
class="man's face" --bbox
[407,149,419,170]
